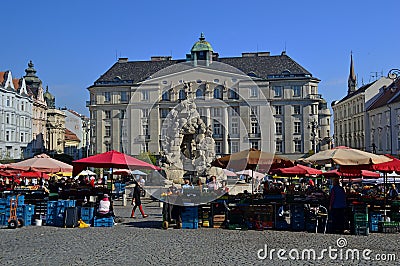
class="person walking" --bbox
[329,178,347,234]
[131,180,148,218]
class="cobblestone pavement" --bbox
[1,198,399,266]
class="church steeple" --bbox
[347,52,357,94]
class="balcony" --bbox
[248,133,261,138]
[306,94,321,100]
[135,135,151,142]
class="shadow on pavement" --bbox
[124,220,162,229]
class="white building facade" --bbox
[0,71,33,159]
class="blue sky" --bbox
[1,0,399,116]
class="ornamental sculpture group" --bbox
[160,82,225,184]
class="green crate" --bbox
[354,213,368,222]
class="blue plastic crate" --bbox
[181,222,199,229]
[24,205,35,216]
[80,207,94,217]
[94,216,114,227]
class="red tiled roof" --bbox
[367,79,400,110]
[65,129,81,142]
[0,71,5,84]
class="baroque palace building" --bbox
[87,34,331,160]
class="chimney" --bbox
[118,58,128,63]
[151,56,172,61]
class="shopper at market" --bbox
[131,180,148,218]
[388,184,399,199]
[329,178,347,234]
[207,175,220,191]
[97,194,114,217]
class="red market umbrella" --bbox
[72,150,160,176]
[370,155,400,173]
[323,169,380,179]
[275,164,322,176]
[7,154,73,173]
[19,171,51,180]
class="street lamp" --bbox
[308,118,319,154]
[387,69,400,156]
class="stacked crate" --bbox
[181,206,199,229]
[80,207,95,226]
[200,206,210,227]
[46,200,76,227]
[94,216,114,227]
[290,204,305,231]
[354,213,369,235]
[378,221,400,233]
[0,195,35,226]
[369,212,382,233]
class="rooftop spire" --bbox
[347,52,357,94]
[199,32,205,41]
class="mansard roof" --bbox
[367,79,400,111]
[92,53,314,86]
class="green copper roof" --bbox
[191,33,213,52]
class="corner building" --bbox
[87,34,331,160]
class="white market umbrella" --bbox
[131,170,147,176]
[78,170,96,176]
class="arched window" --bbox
[214,86,223,99]
[179,89,186,100]
[162,90,170,101]
[196,88,204,99]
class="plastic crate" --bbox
[181,221,199,229]
[94,216,114,227]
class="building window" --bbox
[294,122,301,134]
[276,122,282,135]
[162,90,171,101]
[215,141,222,154]
[276,140,283,153]
[250,86,258,97]
[120,91,128,102]
[251,122,259,134]
[21,102,24,111]
[142,90,149,101]
[228,88,239,99]
[6,96,10,107]
[105,110,111,119]
[230,106,239,116]
[104,92,111,102]
[273,86,283,97]
[250,106,258,116]
[143,124,149,136]
[160,108,169,118]
[231,118,239,135]
[6,113,10,124]
[293,105,301,115]
[179,89,186,100]
[5,131,9,141]
[311,86,317,94]
[212,108,221,117]
[196,88,204,99]
[274,106,282,115]
[293,85,301,97]
[20,132,24,142]
[213,122,221,135]
[251,141,259,150]
[142,109,149,118]
[105,126,111,137]
[214,86,223,99]
[294,140,302,152]
[231,141,239,153]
